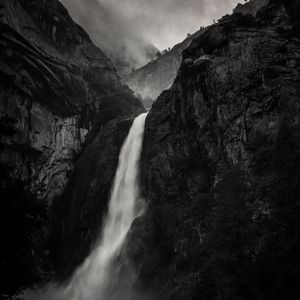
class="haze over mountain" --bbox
[60,0,241,75]
[126,0,271,108]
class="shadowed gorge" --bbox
[1,0,300,299]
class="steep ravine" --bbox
[1,0,300,299]
[134,0,300,299]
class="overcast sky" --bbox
[61,0,242,68]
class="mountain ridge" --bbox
[126,0,272,108]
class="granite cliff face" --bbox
[132,0,300,299]
[0,0,143,296]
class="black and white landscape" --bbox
[0,0,300,299]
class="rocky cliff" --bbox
[132,0,300,299]
[234,0,270,16]
[125,31,202,108]
[0,0,143,296]
[126,0,272,108]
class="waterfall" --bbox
[26,112,148,300]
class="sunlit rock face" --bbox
[0,0,143,295]
[0,95,83,202]
[136,0,300,299]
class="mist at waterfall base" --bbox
[25,113,149,300]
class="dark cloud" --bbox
[60,0,241,70]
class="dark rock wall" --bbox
[0,0,143,295]
[234,0,271,16]
[0,0,143,203]
[137,0,300,299]
[1,0,300,298]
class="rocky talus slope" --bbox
[0,0,143,296]
[126,0,271,108]
[129,0,300,299]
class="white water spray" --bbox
[26,113,148,300]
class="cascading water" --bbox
[27,112,148,300]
